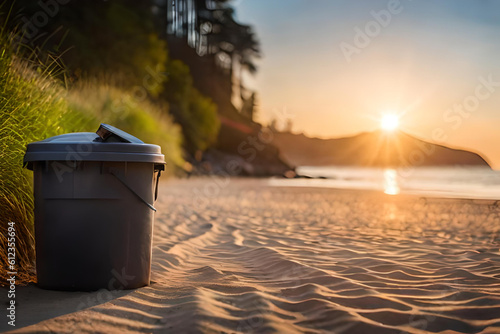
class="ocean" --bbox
[269,166,500,200]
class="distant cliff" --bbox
[273,130,491,168]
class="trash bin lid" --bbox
[23,124,165,169]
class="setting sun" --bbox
[380,114,400,132]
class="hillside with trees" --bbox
[0,0,291,285]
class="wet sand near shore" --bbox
[5,178,500,333]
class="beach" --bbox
[5,178,500,333]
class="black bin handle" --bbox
[109,168,157,212]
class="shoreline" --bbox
[279,165,500,201]
[270,177,500,201]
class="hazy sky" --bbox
[234,0,500,168]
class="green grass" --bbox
[0,38,184,285]
[66,80,184,174]
[0,48,80,283]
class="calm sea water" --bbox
[269,166,500,200]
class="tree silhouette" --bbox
[160,0,261,119]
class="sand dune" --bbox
[5,178,500,333]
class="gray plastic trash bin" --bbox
[23,124,165,291]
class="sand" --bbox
[3,178,500,333]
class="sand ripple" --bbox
[11,179,500,333]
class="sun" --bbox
[380,114,400,132]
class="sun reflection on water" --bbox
[384,169,400,195]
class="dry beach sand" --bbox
[4,178,500,333]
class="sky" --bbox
[233,0,500,168]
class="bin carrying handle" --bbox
[154,170,161,201]
[154,163,165,202]
[109,168,157,212]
